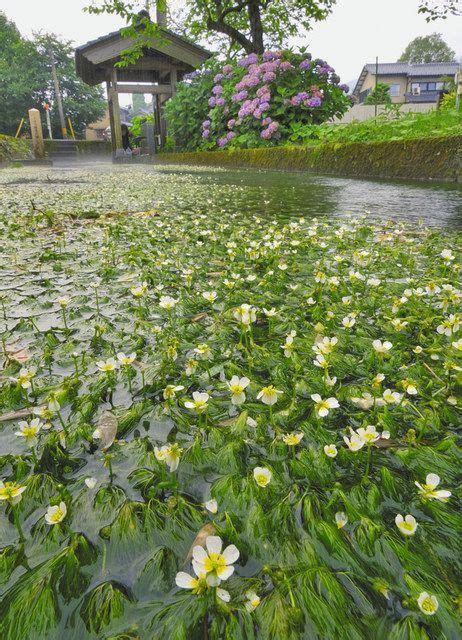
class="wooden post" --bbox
[28,108,44,158]
[108,69,123,157]
[49,46,67,139]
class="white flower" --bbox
[437,314,459,336]
[175,571,206,594]
[233,303,256,327]
[96,358,118,372]
[383,389,402,404]
[313,336,338,356]
[205,499,218,514]
[253,467,272,487]
[342,315,356,328]
[245,591,261,611]
[154,443,183,472]
[192,535,239,586]
[227,376,250,405]
[130,282,148,298]
[311,394,339,417]
[282,432,303,446]
[84,477,97,489]
[202,291,217,303]
[185,391,210,413]
[163,384,184,400]
[116,352,136,365]
[159,295,178,310]
[402,380,418,395]
[10,366,37,389]
[57,297,70,307]
[45,501,67,525]
[343,429,366,452]
[0,480,27,503]
[356,424,389,444]
[15,418,42,440]
[324,444,338,458]
[415,473,451,501]
[417,592,439,616]
[335,512,348,528]
[263,307,277,317]
[217,588,231,602]
[350,392,385,410]
[257,385,282,406]
[372,339,393,354]
[395,514,418,536]
[452,338,462,350]
[440,249,454,262]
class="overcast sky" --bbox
[1,0,460,106]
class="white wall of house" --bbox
[332,102,435,124]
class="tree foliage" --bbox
[398,33,456,64]
[0,12,105,137]
[418,0,461,21]
[85,0,336,55]
[364,83,393,106]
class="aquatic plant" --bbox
[0,166,460,639]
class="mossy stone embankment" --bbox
[0,135,32,163]
[157,135,462,182]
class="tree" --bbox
[398,33,456,64]
[364,83,392,105]
[0,12,106,137]
[418,0,461,21]
[85,0,337,56]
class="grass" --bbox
[0,165,460,640]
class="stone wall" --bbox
[157,135,462,183]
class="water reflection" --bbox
[157,166,462,230]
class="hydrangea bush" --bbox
[166,50,351,151]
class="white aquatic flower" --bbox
[15,418,43,440]
[205,499,218,514]
[313,336,338,356]
[372,339,393,354]
[45,501,67,525]
[10,366,37,389]
[175,571,206,594]
[436,314,459,336]
[253,467,272,487]
[324,444,338,458]
[84,477,97,489]
[452,338,462,350]
[130,282,148,298]
[417,592,439,616]
[233,303,256,327]
[282,432,303,446]
[154,443,183,472]
[342,315,356,328]
[0,480,27,503]
[402,379,418,395]
[202,291,217,302]
[257,385,282,406]
[335,512,348,528]
[343,429,366,452]
[263,307,277,317]
[395,514,418,536]
[440,249,454,262]
[311,394,339,417]
[57,296,70,307]
[245,591,261,612]
[383,389,402,404]
[415,473,451,502]
[159,295,179,310]
[116,352,136,365]
[96,358,118,373]
[227,375,250,405]
[185,391,210,413]
[356,425,389,444]
[163,384,184,400]
[192,535,239,586]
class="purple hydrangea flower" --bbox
[307,96,322,107]
[299,59,311,71]
[212,85,223,95]
[280,61,294,71]
[227,119,236,129]
[226,131,235,140]
[263,72,276,83]
[202,120,211,128]
[222,64,233,74]
[217,137,228,147]
[202,129,210,138]
[216,97,226,107]
[214,73,224,83]
[262,117,272,126]
[339,83,350,93]
[208,97,216,107]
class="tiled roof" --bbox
[353,62,459,96]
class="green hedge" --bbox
[157,135,462,182]
[43,140,112,156]
[0,135,32,162]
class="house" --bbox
[85,106,131,141]
[352,62,459,104]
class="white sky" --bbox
[1,0,461,106]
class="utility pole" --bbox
[48,46,67,139]
[42,102,53,139]
[374,56,378,118]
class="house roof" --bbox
[353,62,459,97]
[75,20,212,86]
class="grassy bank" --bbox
[0,166,460,639]
[158,134,462,182]
[0,134,32,162]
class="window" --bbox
[427,82,436,91]
[388,84,400,97]
[435,82,444,90]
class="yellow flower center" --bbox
[204,552,226,573]
[230,384,244,394]
[256,474,268,485]
[22,426,38,438]
[421,598,435,613]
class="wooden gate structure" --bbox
[75,10,211,158]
